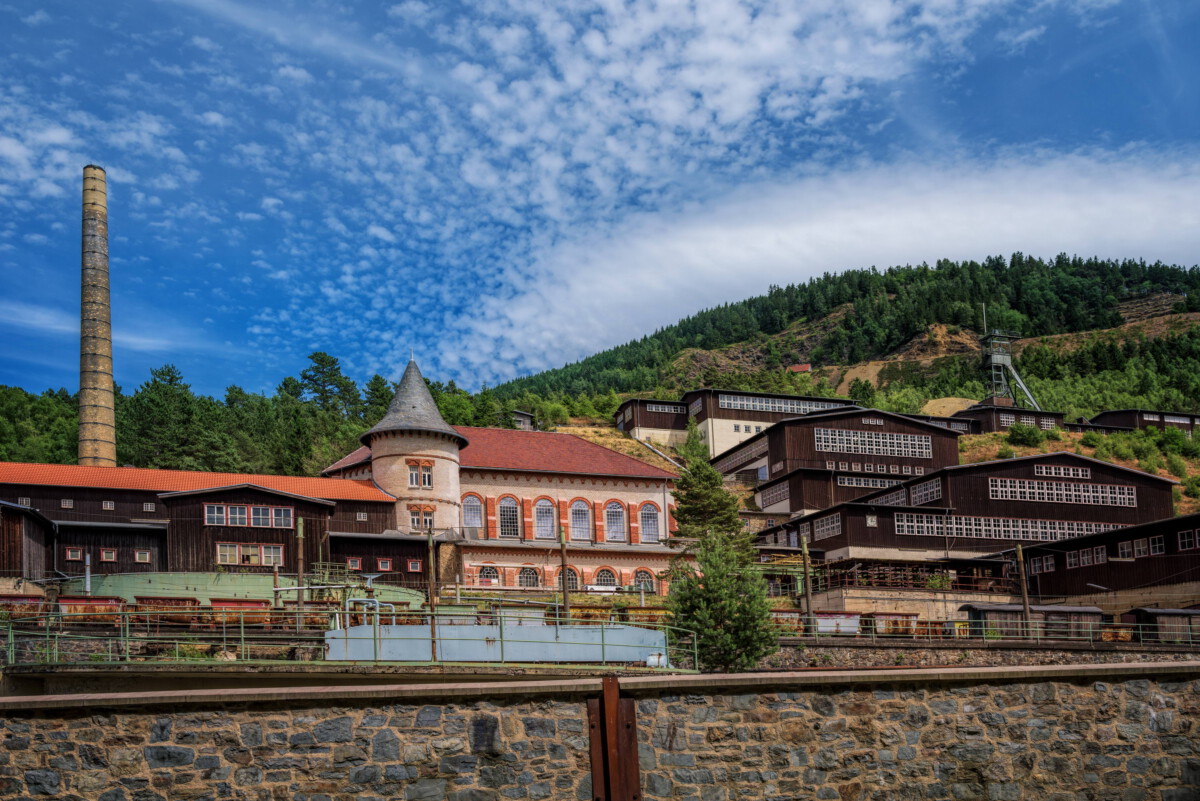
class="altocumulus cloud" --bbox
[447,149,1200,381]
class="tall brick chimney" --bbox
[78,165,117,467]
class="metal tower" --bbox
[982,329,1041,410]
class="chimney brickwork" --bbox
[78,164,117,467]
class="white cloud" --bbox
[275,65,313,84]
[450,149,1200,382]
[22,10,50,26]
[366,224,397,243]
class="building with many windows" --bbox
[711,408,962,517]
[615,389,854,456]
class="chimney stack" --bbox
[78,165,117,467]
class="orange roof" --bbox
[323,427,676,480]
[0,462,393,502]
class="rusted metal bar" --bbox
[587,676,641,801]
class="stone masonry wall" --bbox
[764,641,1200,671]
[1,666,1198,801]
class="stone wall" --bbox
[1,664,1198,800]
[765,640,1200,670]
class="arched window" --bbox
[518,567,540,588]
[570,500,591,541]
[534,500,556,539]
[498,497,520,538]
[560,567,579,591]
[462,496,483,529]
[594,568,617,587]
[479,566,500,586]
[640,504,660,543]
[605,502,626,541]
[634,570,656,592]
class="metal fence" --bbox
[0,608,698,670]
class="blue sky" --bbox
[2,0,1199,398]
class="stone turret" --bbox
[363,360,468,532]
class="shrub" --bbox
[1184,476,1200,499]
[1044,428,1062,441]
[1166,453,1189,479]
[1006,423,1043,447]
[997,445,1015,459]
[1081,431,1104,448]
[1112,442,1136,461]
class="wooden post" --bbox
[1015,543,1032,640]
[801,535,816,636]
[427,527,438,662]
[296,517,305,613]
[559,525,571,625]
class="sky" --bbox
[2,0,1199,398]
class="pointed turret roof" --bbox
[361,360,469,448]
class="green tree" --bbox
[677,417,709,468]
[670,459,743,543]
[300,352,361,417]
[668,532,778,672]
[847,377,875,407]
[363,374,395,425]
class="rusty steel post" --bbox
[78,165,116,467]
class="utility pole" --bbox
[296,517,305,610]
[559,525,571,625]
[800,535,816,636]
[1015,543,1032,639]
[427,525,438,661]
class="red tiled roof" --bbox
[323,427,676,480]
[0,462,393,502]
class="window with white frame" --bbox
[561,568,579,591]
[915,467,925,475]
[377,558,393,571]
[837,476,903,489]
[902,465,912,475]
[999,413,1015,427]
[1066,551,1079,569]
[688,399,703,416]
[634,570,656,591]
[1180,530,1197,551]
[733,424,741,433]
[759,482,790,507]
[60,499,73,509]
[861,418,884,425]
[1134,538,1149,557]
[826,461,836,470]
[1143,413,1160,421]
[534,500,556,539]
[646,404,685,414]
[1080,548,1094,566]
[478,565,500,585]
[892,513,1120,541]
[100,548,116,562]
[102,500,115,511]
[1118,541,1133,559]
[814,427,933,459]
[839,461,849,470]
[356,512,369,522]
[988,478,1136,507]
[1150,535,1165,555]
[813,514,841,541]
[1029,555,1054,574]
[217,543,284,566]
[1093,546,1107,564]
[873,488,909,506]
[205,504,226,526]
[718,394,843,414]
[570,500,591,540]
[605,502,626,541]
[712,439,768,473]
[65,547,82,561]
[1020,416,1036,426]
[346,556,363,571]
[518,567,540,588]
[1165,415,1191,425]
[134,549,151,564]
[17,497,29,507]
[1039,418,1055,430]
[208,505,289,527]
[909,478,943,506]
[493,497,518,538]
[593,569,617,586]
[272,508,293,528]
[1034,465,1091,479]
[410,508,434,530]
[251,506,271,527]
[462,496,483,529]
[143,503,155,512]
[640,505,660,543]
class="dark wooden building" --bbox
[949,404,1066,434]
[713,408,962,517]
[0,500,53,580]
[757,452,1177,562]
[1015,512,1200,602]
[1086,409,1200,436]
[0,462,397,580]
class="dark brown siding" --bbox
[54,527,166,574]
[0,506,22,576]
[1024,516,1200,596]
[21,516,47,578]
[684,390,852,426]
[163,489,328,573]
[766,413,959,480]
[0,484,170,525]
[328,501,395,536]
[327,536,428,588]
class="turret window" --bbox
[408,461,434,488]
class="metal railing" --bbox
[771,614,1200,646]
[0,608,698,671]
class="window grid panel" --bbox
[605,503,627,541]
[462,497,483,528]
[988,477,1137,507]
[812,514,841,541]
[836,476,904,489]
[594,569,617,586]
[718,394,844,415]
[759,483,790,507]
[813,427,933,459]
[535,501,557,539]
[713,439,768,474]
[893,513,1122,541]
[1150,535,1165,555]
[873,488,909,506]
[498,498,520,538]
[570,501,591,540]
[640,506,660,542]
[646,404,685,414]
[1034,465,1091,479]
[1180,531,1196,551]
[909,478,943,506]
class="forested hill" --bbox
[491,254,1200,399]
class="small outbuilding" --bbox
[1127,608,1200,643]
[958,603,1104,641]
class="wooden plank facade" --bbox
[1088,409,1200,436]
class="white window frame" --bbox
[99,548,117,562]
[377,558,393,572]
[593,569,617,586]
[143,502,155,512]
[134,549,151,564]
[640,504,660,543]
[61,499,73,509]
[102,500,115,511]
[462,496,483,529]
[605,502,626,542]
[356,512,369,522]
[570,500,591,541]
[498,497,521,538]
[1149,535,1165,555]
